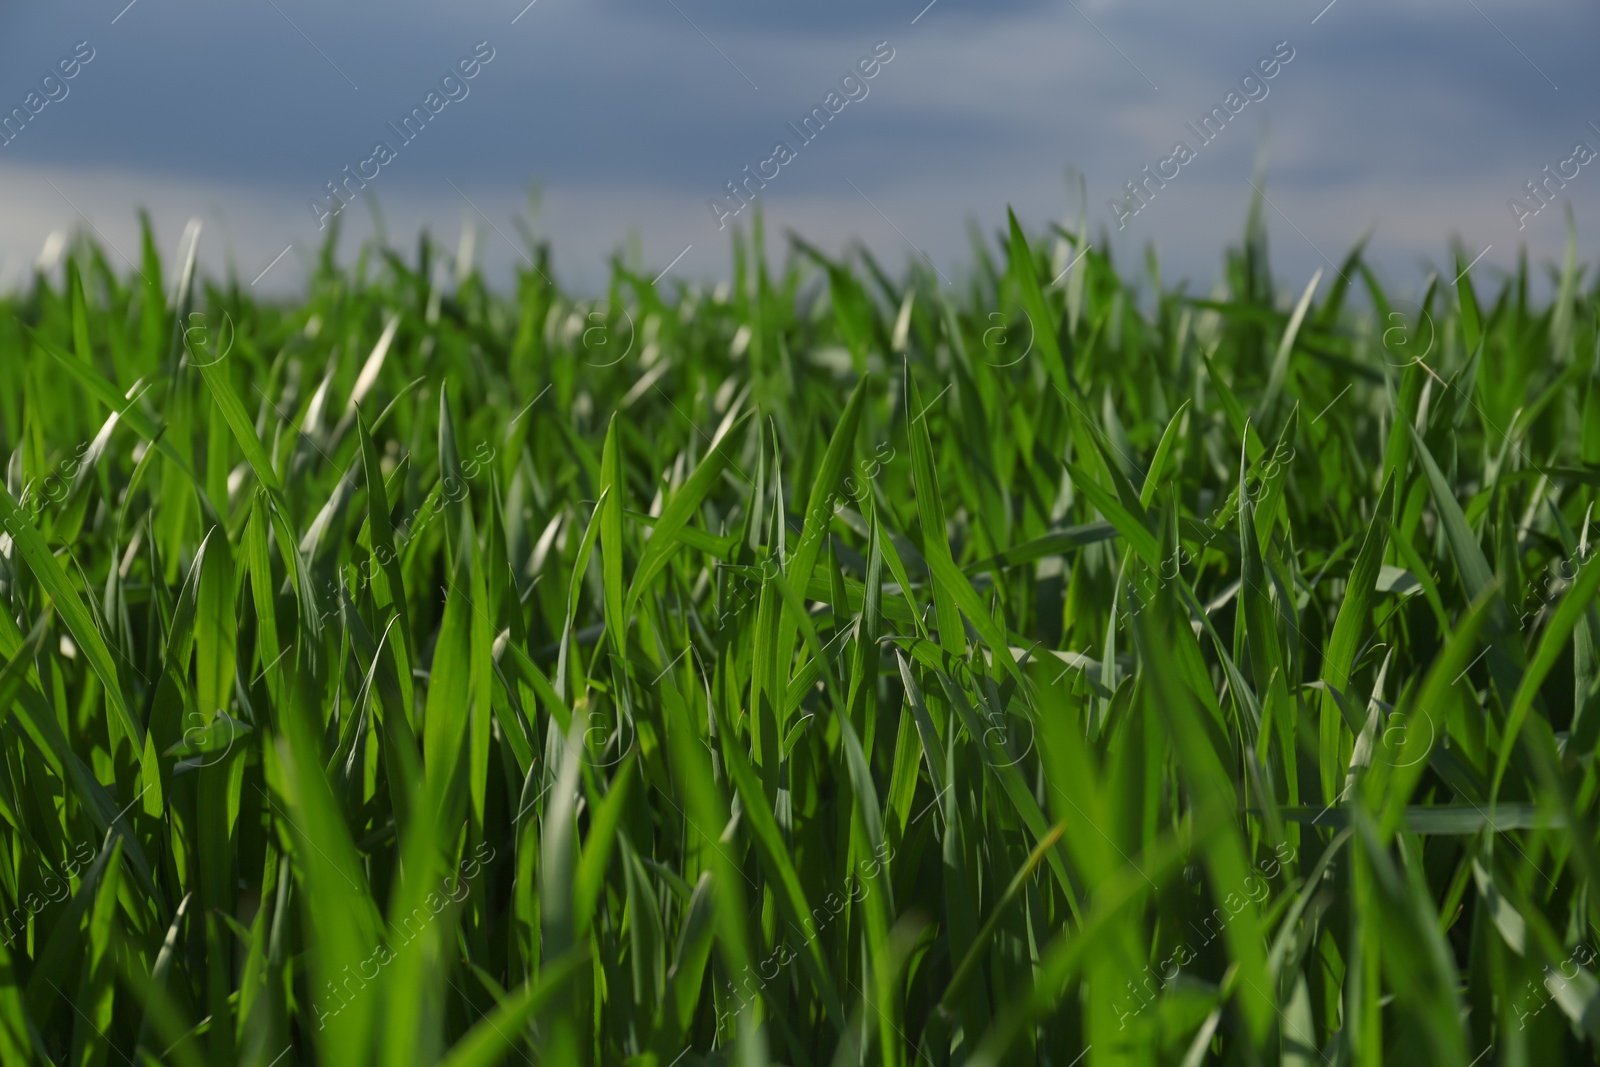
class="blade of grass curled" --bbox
[356,405,414,703]
[1139,399,1191,509]
[778,376,868,687]
[1492,549,1600,798]
[0,485,148,755]
[1131,604,1275,1046]
[936,821,1065,1016]
[1006,209,1067,395]
[30,331,208,498]
[435,947,590,1067]
[626,407,751,620]
[964,823,1197,1067]
[1260,268,1322,421]
[192,341,283,494]
[1319,478,1394,801]
[716,719,849,1033]
[600,415,627,660]
[1367,580,1500,841]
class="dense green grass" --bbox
[0,199,1597,1067]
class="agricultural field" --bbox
[0,201,1596,1067]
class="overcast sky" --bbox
[1,0,1596,297]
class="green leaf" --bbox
[1006,208,1067,394]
